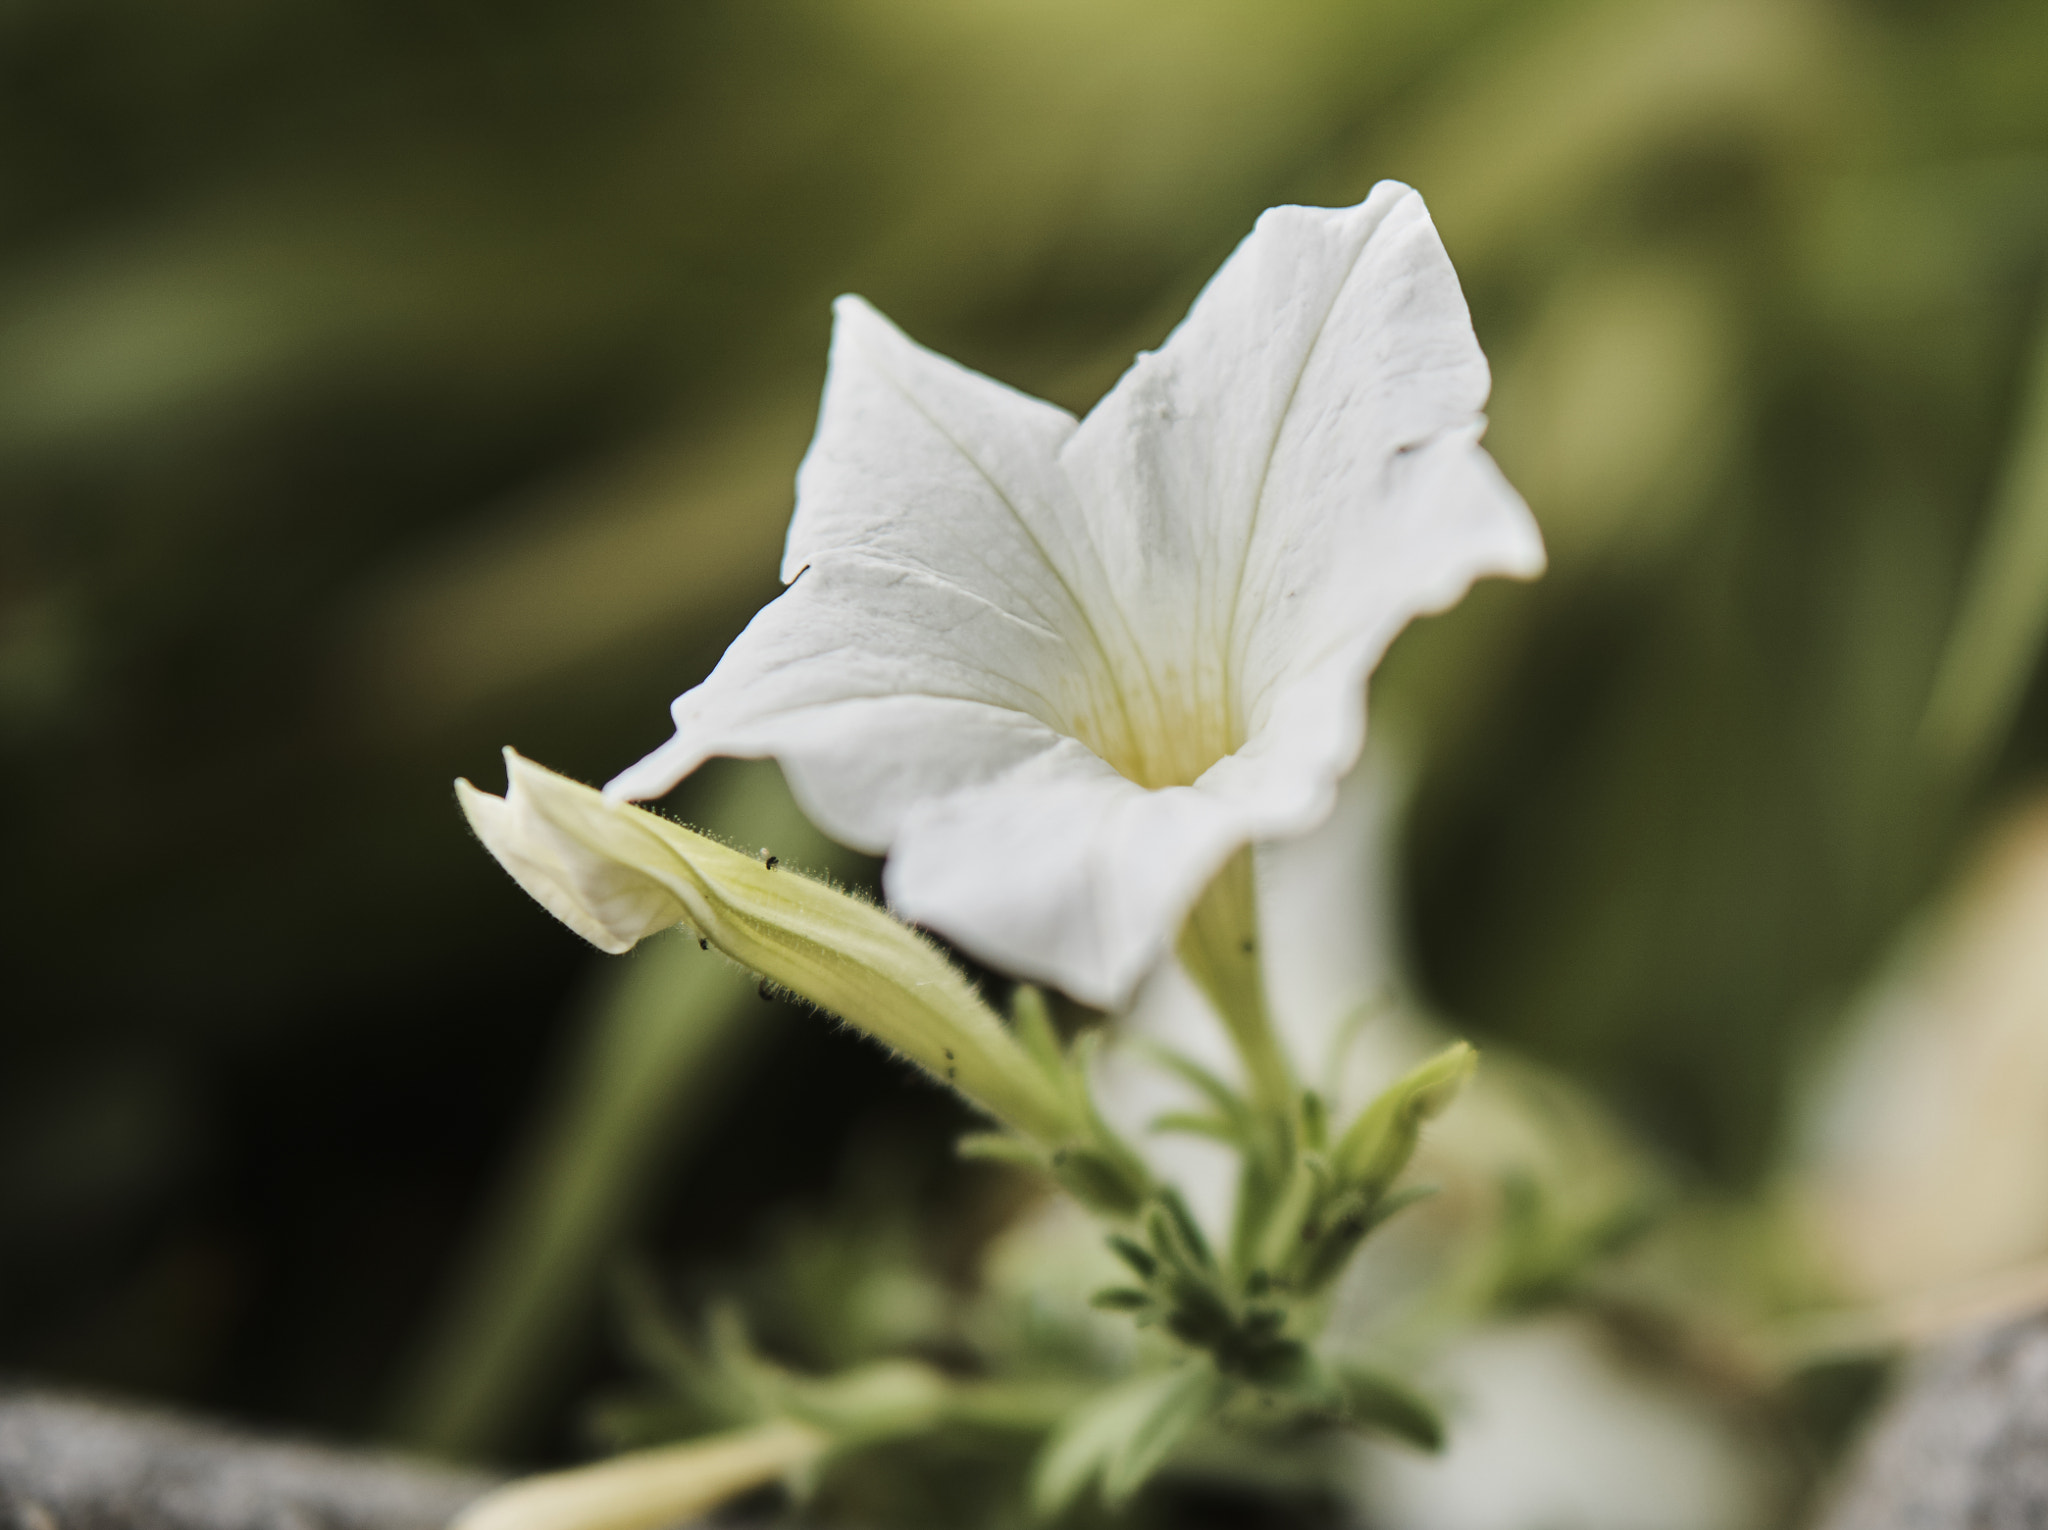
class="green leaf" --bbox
[1147,1111,1240,1142]
[955,1131,1045,1167]
[1300,1090,1329,1151]
[1106,1234,1158,1281]
[1032,1364,1225,1518]
[1089,1286,1153,1312]
[1335,1364,1444,1453]
[1010,984,1068,1083]
[1286,1184,1438,1296]
[1141,1043,1254,1135]
[1149,1187,1216,1272]
[608,1263,743,1428]
[1364,1182,1439,1234]
[1100,1365,1226,1508]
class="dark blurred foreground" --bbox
[2,0,2047,1473]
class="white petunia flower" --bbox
[608,182,1542,1010]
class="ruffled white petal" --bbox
[604,297,1129,840]
[1064,184,1542,846]
[609,184,1541,1009]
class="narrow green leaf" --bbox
[955,1131,1045,1167]
[1106,1234,1158,1281]
[1032,1365,1224,1518]
[1151,1187,1216,1271]
[1141,1042,1253,1131]
[1301,1090,1329,1151]
[1090,1287,1153,1312]
[1365,1183,1439,1233]
[1010,984,1068,1081]
[1147,1111,1241,1143]
[1336,1364,1444,1453]
[1100,1364,1226,1508]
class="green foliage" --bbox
[1330,1365,1445,1454]
[1032,1364,1228,1518]
[955,994,1155,1219]
[1482,1170,1664,1315]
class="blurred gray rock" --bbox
[0,1389,497,1530]
[1819,1310,2048,1530]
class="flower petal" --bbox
[607,296,1126,833]
[607,554,1085,854]
[884,744,1249,1007]
[1063,181,1543,836]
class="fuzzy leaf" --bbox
[1032,1364,1225,1518]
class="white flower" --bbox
[608,182,1542,1009]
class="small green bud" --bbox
[1331,1041,1477,1195]
[1334,1365,1444,1452]
[1146,1188,1217,1273]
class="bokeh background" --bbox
[5,0,2048,1492]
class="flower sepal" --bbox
[957,988,1154,1217]
[1256,1042,1476,1294]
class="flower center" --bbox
[1056,660,1240,792]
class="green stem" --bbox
[1175,847,1294,1118]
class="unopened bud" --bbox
[459,750,1076,1145]
[1331,1041,1476,1196]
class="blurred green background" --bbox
[3,0,2046,1473]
